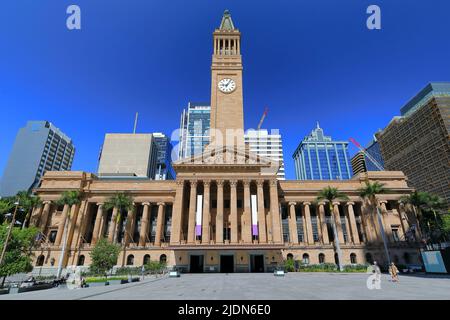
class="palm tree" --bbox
[402,192,447,244]
[15,191,42,229]
[399,191,429,238]
[0,198,14,224]
[316,186,349,271]
[104,193,134,244]
[421,193,446,225]
[359,181,391,266]
[104,193,134,267]
[55,190,82,278]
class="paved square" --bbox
[1,273,450,300]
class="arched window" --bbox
[36,255,45,266]
[350,253,357,264]
[318,253,325,264]
[77,255,85,266]
[160,254,167,264]
[126,254,134,266]
[403,252,411,264]
[365,253,373,264]
[302,253,310,265]
[287,253,294,260]
[143,254,150,265]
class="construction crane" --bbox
[349,137,384,171]
[256,107,269,130]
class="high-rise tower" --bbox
[210,10,244,148]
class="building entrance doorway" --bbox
[189,255,204,273]
[220,255,234,273]
[250,255,264,272]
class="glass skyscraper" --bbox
[292,123,353,180]
[153,132,175,180]
[178,102,211,159]
[365,137,384,171]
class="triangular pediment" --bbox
[173,145,279,175]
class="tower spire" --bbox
[219,9,235,30]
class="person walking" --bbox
[389,262,400,282]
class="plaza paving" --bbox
[1,273,449,300]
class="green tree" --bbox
[0,198,14,224]
[405,192,448,244]
[0,225,39,287]
[400,191,428,232]
[15,191,42,229]
[359,181,391,266]
[56,190,82,208]
[316,186,349,271]
[89,238,120,280]
[104,193,134,267]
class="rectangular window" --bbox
[392,226,400,242]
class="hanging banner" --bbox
[195,195,203,236]
[251,194,258,236]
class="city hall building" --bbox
[30,11,422,273]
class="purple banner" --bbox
[252,225,259,236]
[195,224,202,236]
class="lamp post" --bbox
[0,201,20,266]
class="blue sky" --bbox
[1,0,449,179]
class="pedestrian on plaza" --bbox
[389,262,400,282]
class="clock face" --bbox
[218,78,236,93]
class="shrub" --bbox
[342,264,368,272]
[283,259,295,272]
[298,263,338,272]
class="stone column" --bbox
[55,204,70,246]
[318,202,329,244]
[155,202,166,246]
[108,207,118,242]
[379,200,391,242]
[361,203,374,243]
[66,204,81,248]
[303,202,314,244]
[187,180,198,244]
[139,202,150,246]
[230,179,238,244]
[30,206,43,227]
[39,201,52,232]
[124,205,136,246]
[202,181,211,244]
[91,203,104,245]
[346,202,360,244]
[216,180,224,244]
[256,181,267,243]
[269,180,282,243]
[243,180,252,243]
[332,202,345,244]
[398,202,410,239]
[288,202,298,244]
[170,180,185,244]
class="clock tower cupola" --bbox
[210,10,244,148]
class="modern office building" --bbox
[351,151,367,175]
[97,133,158,179]
[29,11,421,274]
[293,123,353,180]
[0,121,75,197]
[153,133,175,180]
[179,102,211,159]
[376,82,450,205]
[245,129,285,180]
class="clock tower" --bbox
[210,10,244,148]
